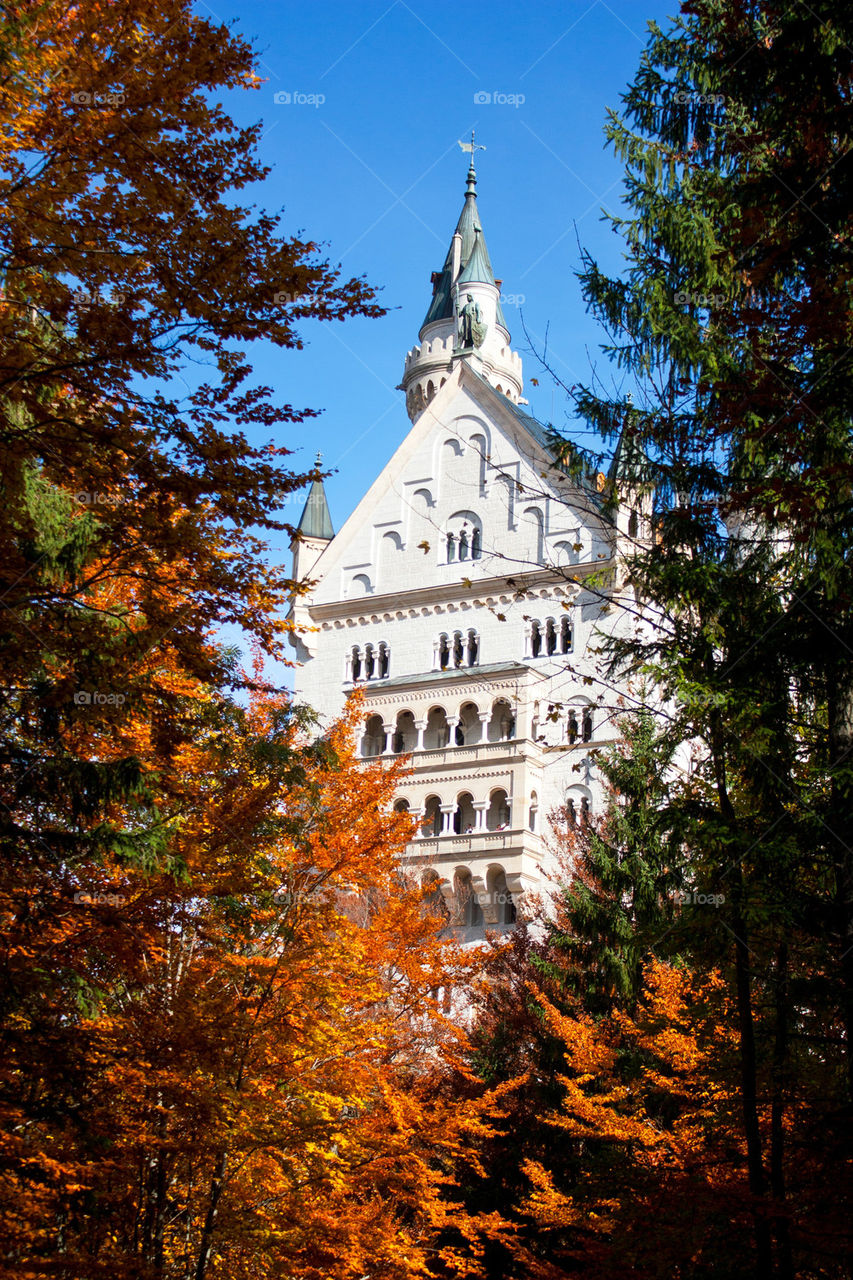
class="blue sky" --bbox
[207,0,675,548]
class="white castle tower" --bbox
[400,146,523,421]
[288,146,642,936]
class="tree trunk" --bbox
[194,1152,228,1280]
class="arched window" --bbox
[361,714,385,758]
[530,620,542,658]
[566,797,576,825]
[422,795,442,837]
[488,866,516,925]
[445,511,483,565]
[454,868,483,927]
[466,629,479,666]
[421,869,448,920]
[438,633,450,670]
[457,702,481,746]
[453,792,476,834]
[545,618,557,656]
[488,698,515,742]
[452,631,464,668]
[486,788,511,832]
[528,791,538,832]
[377,641,390,679]
[393,798,410,814]
[581,796,591,826]
[393,710,416,754]
[582,708,593,742]
[350,646,362,681]
[567,710,579,744]
[628,509,639,539]
[560,617,572,654]
[363,643,375,680]
[424,706,450,750]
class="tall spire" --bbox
[296,453,334,540]
[419,143,507,336]
[400,141,523,422]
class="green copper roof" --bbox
[458,229,492,284]
[420,163,508,336]
[296,478,334,540]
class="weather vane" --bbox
[458,130,486,158]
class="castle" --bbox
[288,149,646,934]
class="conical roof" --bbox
[296,474,334,540]
[420,161,508,335]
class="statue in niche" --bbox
[458,293,487,349]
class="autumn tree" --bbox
[0,690,500,1280]
[0,0,383,869]
[536,3,853,1274]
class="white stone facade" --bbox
[288,171,644,933]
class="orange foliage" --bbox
[0,691,498,1279]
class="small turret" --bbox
[291,454,334,585]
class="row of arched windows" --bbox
[436,629,479,670]
[396,787,516,837]
[446,528,482,562]
[421,864,517,928]
[343,615,580,687]
[346,642,390,682]
[527,616,572,658]
[360,699,515,757]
